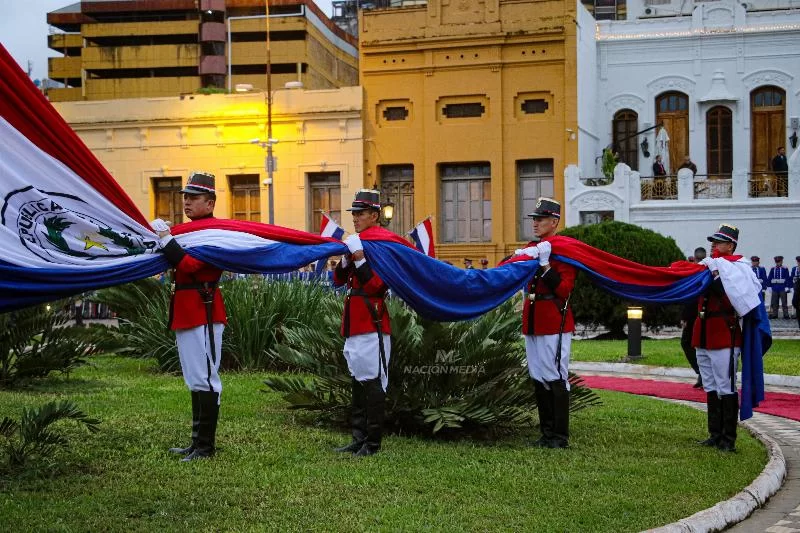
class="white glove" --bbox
[340,255,349,268]
[514,246,539,259]
[698,257,716,270]
[344,234,363,254]
[150,218,170,233]
[537,241,552,266]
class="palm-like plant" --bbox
[221,277,340,370]
[0,304,98,388]
[0,400,100,469]
[90,277,345,372]
[89,279,178,371]
[265,297,602,436]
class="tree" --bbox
[558,221,685,337]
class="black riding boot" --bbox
[355,378,385,457]
[183,391,219,462]
[335,378,367,453]
[548,379,570,449]
[531,380,555,447]
[699,391,722,447]
[717,393,739,452]
[170,391,199,455]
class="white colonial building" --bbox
[571,0,800,262]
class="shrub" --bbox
[0,304,98,388]
[90,279,177,371]
[222,278,339,370]
[265,297,601,437]
[558,221,685,337]
[0,400,100,471]
[91,278,342,372]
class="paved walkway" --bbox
[575,364,800,532]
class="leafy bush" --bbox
[0,304,98,388]
[265,297,601,437]
[559,221,685,337]
[90,279,178,371]
[91,278,341,372]
[0,400,100,471]
[222,278,339,370]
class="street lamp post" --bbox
[265,0,273,225]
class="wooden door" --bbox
[751,86,786,172]
[656,92,689,172]
[706,106,733,177]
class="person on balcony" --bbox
[652,155,667,177]
[772,146,788,176]
[767,256,791,319]
[678,155,697,176]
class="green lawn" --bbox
[0,356,767,532]
[573,338,800,376]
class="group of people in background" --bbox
[750,255,800,325]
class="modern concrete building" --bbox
[46,0,358,102]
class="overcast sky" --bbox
[0,0,335,83]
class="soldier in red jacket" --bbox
[332,189,391,457]
[514,198,576,449]
[152,171,227,462]
[693,223,743,452]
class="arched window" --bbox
[612,109,639,171]
[706,106,732,177]
[656,91,689,172]
[750,86,786,172]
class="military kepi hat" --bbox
[706,223,738,244]
[346,189,381,212]
[775,256,784,262]
[181,171,216,195]
[751,256,760,262]
[527,197,561,219]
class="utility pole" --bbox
[266,0,274,225]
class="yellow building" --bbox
[46,0,358,102]
[53,87,364,235]
[360,0,579,266]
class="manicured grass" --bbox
[573,338,800,376]
[0,356,766,532]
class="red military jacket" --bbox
[521,241,576,335]
[333,258,391,337]
[691,277,741,350]
[161,228,227,331]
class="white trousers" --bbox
[524,333,572,390]
[175,324,224,397]
[343,332,391,392]
[696,347,740,396]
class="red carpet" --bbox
[581,375,800,422]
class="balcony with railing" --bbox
[564,163,799,229]
[693,174,732,200]
[748,172,788,198]
[640,175,677,200]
